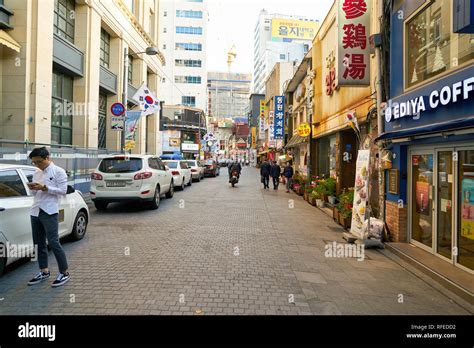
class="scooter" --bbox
[230,170,239,187]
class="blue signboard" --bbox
[274,96,284,139]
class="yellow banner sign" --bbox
[297,123,311,137]
[251,127,257,149]
[272,18,319,41]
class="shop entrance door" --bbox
[410,152,434,250]
[435,150,454,260]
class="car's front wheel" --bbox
[70,211,88,241]
[166,181,174,198]
[94,201,108,211]
[149,186,160,210]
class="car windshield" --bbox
[186,161,197,167]
[164,161,178,169]
[99,158,143,173]
[205,160,214,165]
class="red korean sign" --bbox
[337,0,371,86]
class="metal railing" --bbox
[0,140,117,193]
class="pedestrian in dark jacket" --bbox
[260,160,271,189]
[270,161,281,190]
[282,162,294,193]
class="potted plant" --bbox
[324,177,337,205]
[336,188,354,229]
[309,190,318,206]
[304,182,316,202]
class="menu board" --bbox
[388,169,398,194]
[461,177,474,241]
[350,150,370,239]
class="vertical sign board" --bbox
[259,100,266,140]
[350,150,370,239]
[268,111,275,143]
[274,96,284,139]
[251,127,257,149]
[337,0,371,86]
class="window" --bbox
[280,54,286,60]
[148,158,160,170]
[100,29,111,69]
[164,161,178,169]
[99,158,143,173]
[51,70,73,145]
[98,93,107,149]
[406,0,474,88]
[128,55,133,84]
[123,0,134,14]
[157,159,166,171]
[176,10,203,18]
[180,161,189,169]
[54,0,75,43]
[175,76,201,84]
[20,169,36,183]
[175,42,202,51]
[175,59,202,67]
[0,170,27,197]
[182,96,196,107]
[176,26,203,35]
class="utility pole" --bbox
[121,47,128,154]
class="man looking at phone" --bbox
[27,147,70,287]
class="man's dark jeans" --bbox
[272,176,279,189]
[31,209,68,273]
[262,175,270,188]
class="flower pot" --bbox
[343,217,352,229]
[316,199,324,208]
[303,192,309,201]
[328,196,337,205]
[333,208,339,222]
[323,194,328,203]
[310,197,317,206]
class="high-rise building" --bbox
[253,9,319,94]
[207,72,252,120]
[158,0,208,112]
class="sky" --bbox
[206,0,335,74]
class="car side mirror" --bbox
[66,185,75,194]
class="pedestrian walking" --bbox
[260,159,271,189]
[283,162,294,193]
[270,161,281,190]
[27,147,70,287]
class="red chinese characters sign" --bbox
[337,0,370,86]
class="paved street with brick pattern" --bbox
[0,167,471,315]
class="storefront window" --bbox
[317,135,336,178]
[458,150,474,271]
[406,0,474,88]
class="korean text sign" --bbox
[274,96,284,140]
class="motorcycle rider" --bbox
[228,160,242,183]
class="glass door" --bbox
[436,150,453,260]
[410,152,434,250]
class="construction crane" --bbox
[227,44,237,72]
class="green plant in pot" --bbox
[324,177,337,204]
[336,188,354,228]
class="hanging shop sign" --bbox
[297,123,311,137]
[274,96,284,139]
[325,50,337,95]
[268,111,275,142]
[259,117,265,140]
[251,127,257,149]
[337,0,371,86]
[260,100,265,118]
[383,77,474,123]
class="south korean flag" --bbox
[132,82,161,116]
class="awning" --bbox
[0,30,21,52]
[285,134,309,148]
[376,116,474,142]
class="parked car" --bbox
[90,155,174,211]
[218,158,228,167]
[0,164,89,276]
[186,160,205,182]
[203,159,220,177]
[163,160,192,190]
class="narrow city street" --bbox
[0,167,470,315]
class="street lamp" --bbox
[121,46,159,154]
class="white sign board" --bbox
[350,150,370,239]
[111,116,125,131]
[182,143,199,151]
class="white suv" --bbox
[90,155,174,211]
[163,160,192,191]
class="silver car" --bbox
[186,160,205,182]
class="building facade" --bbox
[381,0,474,278]
[252,9,319,94]
[158,0,207,111]
[0,0,165,155]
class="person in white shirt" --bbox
[27,147,70,287]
